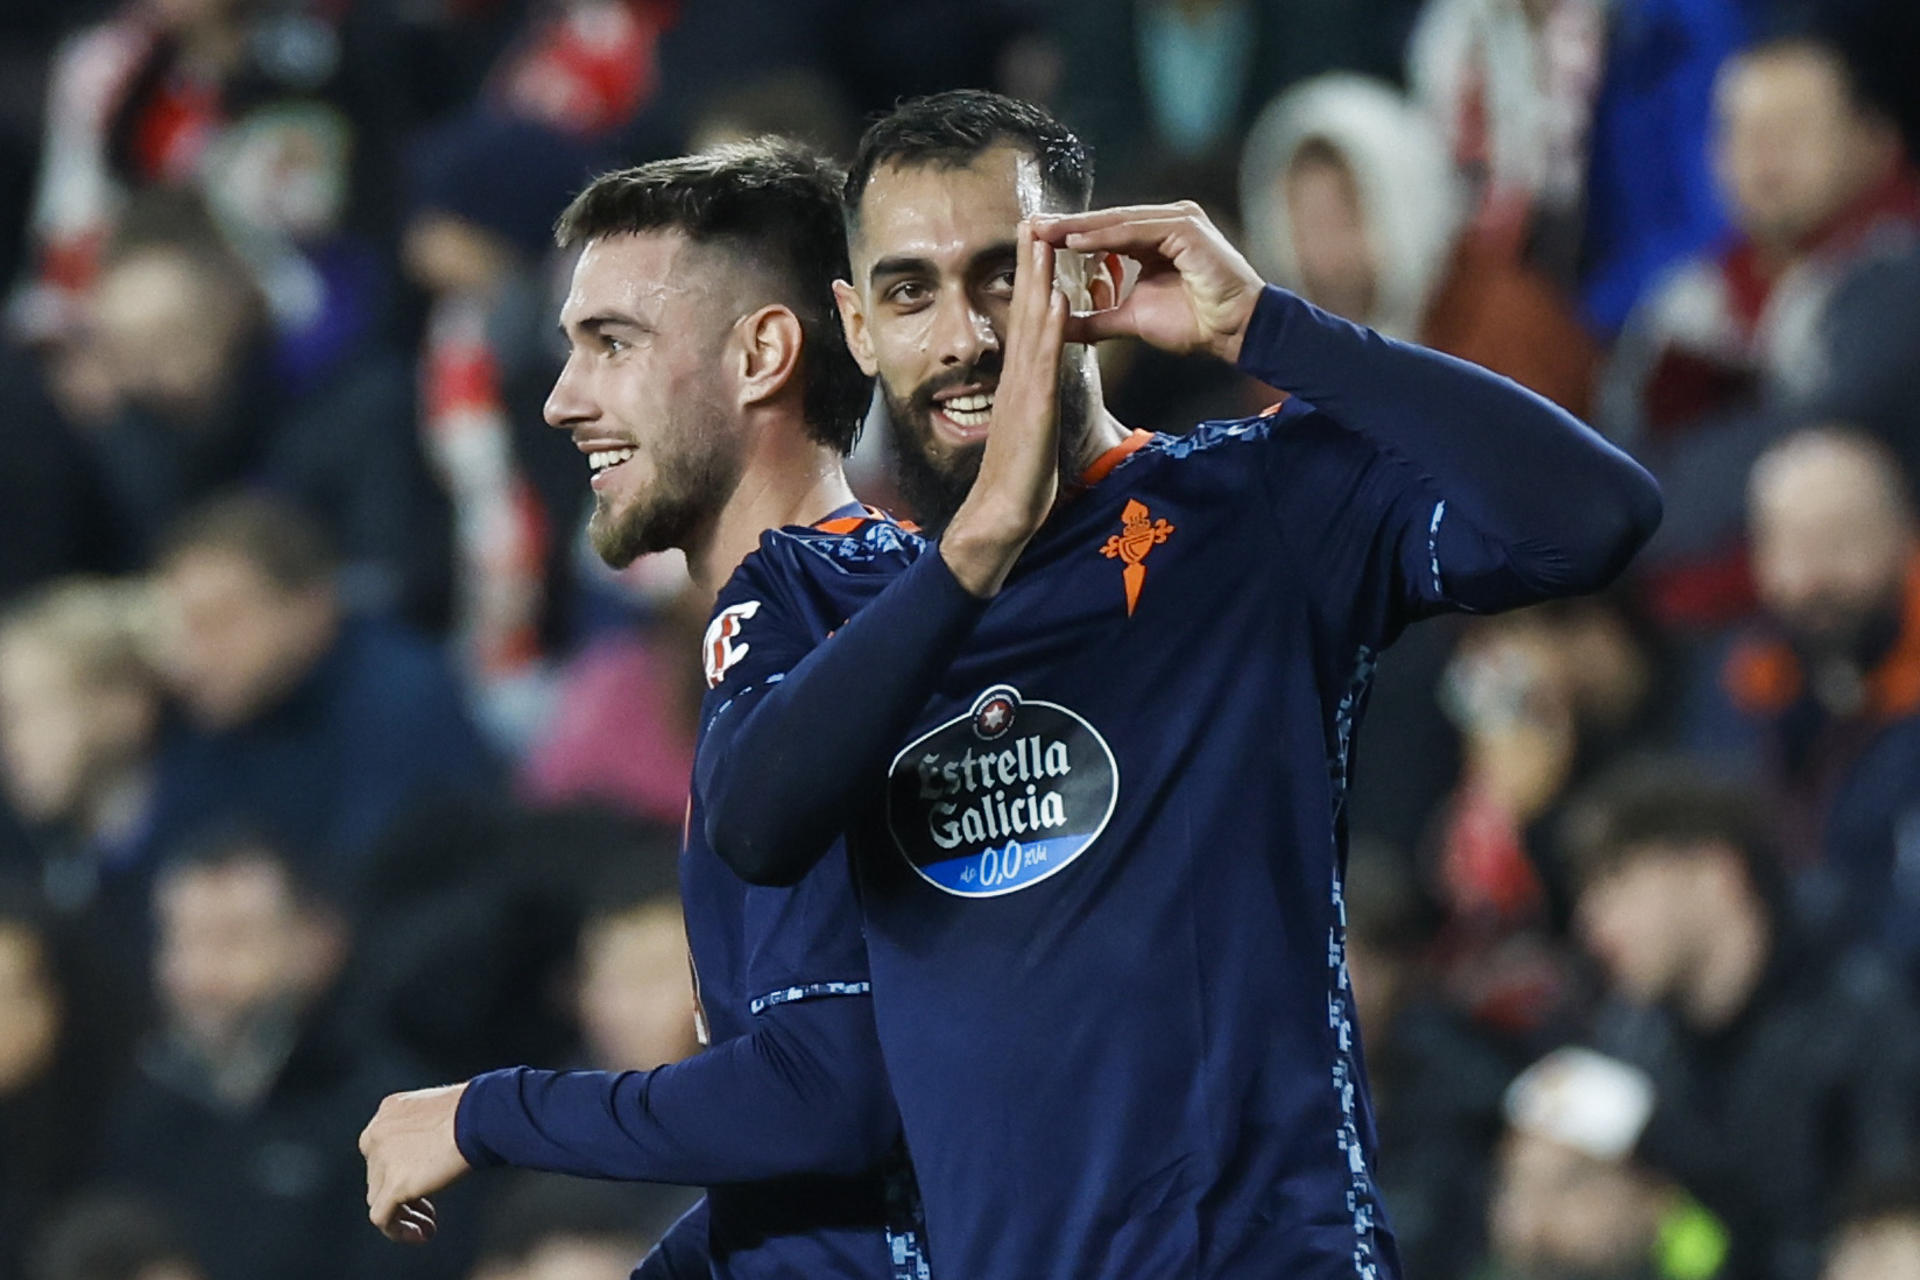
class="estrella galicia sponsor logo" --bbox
[886,684,1118,897]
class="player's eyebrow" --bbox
[868,255,935,286]
[559,312,653,339]
[969,241,1019,275]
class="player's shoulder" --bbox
[749,509,925,585]
[1144,395,1323,465]
[714,508,922,613]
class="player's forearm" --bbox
[701,548,986,885]
[1238,285,1662,594]
[939,500,1040,597]
[455,996,899,1185]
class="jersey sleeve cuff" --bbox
[1234,284,1308,390]
[453,1067,519,1169]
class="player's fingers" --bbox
[1033,283,1068,384]
[1051,217,1194,261]
[1061,304,1134,347]
[398,1199,438,1245]
[1007,223,1047,345]
[1000,233,1052,385]
[1030,203,1198,240]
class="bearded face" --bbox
[880,348,1095,533]
[840,146,1104,533]
[548,233,747,568]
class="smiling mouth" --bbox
[934,391,994,436]
[588,447,637,484]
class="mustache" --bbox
[907,356,1005,415]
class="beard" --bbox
[589,414,742,569]
[882,350,1096,535]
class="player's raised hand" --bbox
[1032,202,1263,364]
[359,1082,470,1245]
[940,220,1068,597]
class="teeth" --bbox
[589,448,637,472]
[941,393,994,429]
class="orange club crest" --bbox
[1099,499,1175,616]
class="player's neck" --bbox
[1069,354,1131,474]
[690,414,857,592]
[1073,404,1133,474]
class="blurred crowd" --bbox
[2,2,1920,1279]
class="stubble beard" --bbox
[883,352,1096,535]
[589,415,742,569]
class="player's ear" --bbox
[832,279,879,378]
[1088,251,1123,313]
[734,303,804,409]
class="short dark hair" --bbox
[845,90,1094,223]
[159,491,337,593]
[555,139,868,455]
[1558,758,1786,915]
[158,823,333,918]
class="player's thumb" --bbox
[1063,305,1131,346]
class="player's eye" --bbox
[884,280,932,308]
[600,334,628,355]
[984,268,1017,298]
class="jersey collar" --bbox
[1072,428,1154,493]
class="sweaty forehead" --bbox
[562,231,734,325]
[850,146,1047,277]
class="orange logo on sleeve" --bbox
[1100,499,1175,616]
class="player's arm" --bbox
[1033,206,1663,609]
[702,226,1068,886]
[358,994,897,1242]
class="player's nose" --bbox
[929,288,999,369]
[544,353,596,429]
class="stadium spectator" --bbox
[465,1174,688,1280]
[516,551,704,826]
[28,1193,204,1280]
[1239,72,1599,415]
[145,494,494,900]
[403,109,604,745]
[572,859,702,1072]
[1426,595,1662,1030]
[351,807,686,1084]
[1823,1181,1920,1280]
[1578,0,1749,333]
[1599,33,1920,628]
[1344,841,1514,1280]
[0,578,165,967]
[1693,427,1920,955]
[1408,0,1609,290]
[1563,761,1920,1280]
[1052,0,1421,203]
[0,893,123,1280]
[14,0,407,357]
[0,343,126,597]
[102,833,470,1280]
[1486,1046,1727,1280]
[78,196,432,611]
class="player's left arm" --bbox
[1034,206,1663,610]
[358,994,899,1243]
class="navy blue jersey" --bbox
[458,504,929,1280]
[684,505,928,1280]
[698,287,1661,1280]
